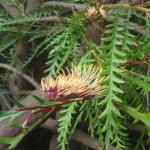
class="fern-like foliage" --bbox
[99,6,133,150]
[57,102,80,150]
[0,1,150,150]
[44,12,86,75]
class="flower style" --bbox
[41,64,105,102]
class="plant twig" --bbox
[0,16,60,26]
[0,94,12,110]
[32,16,60,22]
[128,21,144,35]
[26,0,42,12]
[0,63,40,89]
[103,3,150,13]
[134,5,150,13]
[0,0,21,18]
[123,60,145,65]
[0,18,6,23]
[146,65,150,112]
[42,1,87,10]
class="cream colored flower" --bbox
[41,64,105,102]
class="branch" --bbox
[32,16,60,22]
[26,0,43,12]
[0,94,12,110]
[48,134,58,150]
[0,0,21,18]
[103,3,150,13]
[42,1,87,10]
[134,5,150,13]
[0,16,60,26]
[128,21,144,35]
[107,15,144,35]
[0,63,40,89]
[0,18,6,23]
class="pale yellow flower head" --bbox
[41,64,105,101]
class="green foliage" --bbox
[0,134,24,148]
[44,12,86,75]
[98,7,133,149]
[0,111,24,123]
[57,102,79,150]
[125,105,150,135]
[0,1,150,150]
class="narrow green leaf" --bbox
[32,95,45,104]
[112,83,124,93]
[112,73,124,83]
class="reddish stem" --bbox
[21,106,56,128]
[123,60,145,65]
[16,105,55,111]
[16,98,83,111]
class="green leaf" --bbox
[32,95,45,104]
[58,102,79,150]
[114,49,126,56]
[0,136,17,144]
[112,94,122,102]
[112,73,124,83]
[42,101,62,106]
[112,105,121,117]
[7,134,24,150]
[124,106,150,134]
[112,83,124,93]
[0,111,24,122]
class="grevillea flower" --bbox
[17,64,104,127]
[41,64,105,102]
[17,64,105,112]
